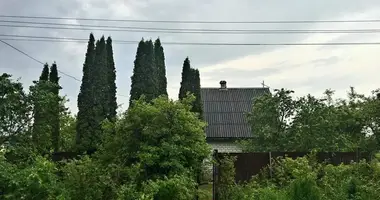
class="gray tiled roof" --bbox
[201,87,270,138]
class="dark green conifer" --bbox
[49,62,60,152]
[179,57,191,100]
[76,33,96,151]
[32,63,51,152]
[178,58,203,118]
[154,38,168,97]
[130,39,158,106]
[106,37,117,121]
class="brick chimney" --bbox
[219,80,227,90]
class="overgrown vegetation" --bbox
[0,75,210,199]
[1,32,380,199]
[242,88,380,153]
[218,154,380,200]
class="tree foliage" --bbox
[3,31,380,199]
[101,95,210,181]
[76,34,116,152]
[106,36,117,121]
[76,33,96,152]
[178,57,192,100]
[49,62,61,152]
[154,38,168,97]
[129,39,159,106]
[243,88,380,152]
[29,63,63,154]
[0,73,32,146]
[178,57,203,118]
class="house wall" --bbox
[207,140,243,153]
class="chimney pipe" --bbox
[219,80,227,89]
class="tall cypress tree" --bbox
[76,33,96,151]
[178,58,203,118]
[92,36,108,123]
[130,39,158,106]
[192,69,203,119]
[106,37,117,121]
[154,38,167,97]
[130,39,146,107]
[32,63,51,152]
[39,63,49,81]
[179,57,191,100]
[145,39,158,100]
[49,62,60,152]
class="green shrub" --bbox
[287,178,321,200]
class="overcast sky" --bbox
[1,0,380,113]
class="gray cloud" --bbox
[1,0,380,112]
[310,56,340,67]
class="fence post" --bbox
[269,152,273,179]
[212,149,219,200]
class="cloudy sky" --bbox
[1,0,380,113]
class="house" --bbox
[201,80,270,153]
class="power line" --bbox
[2,34,380,46]
[1,14,380,24]
[2,24,380,34]
[0,40,44,64]
[1,19,380,33]
[0,39,129,98]
[1,39,81,81]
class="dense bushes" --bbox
[0,95,211,199]
[218,154,380,200]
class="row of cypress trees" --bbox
[129,38,168,106]
[76,34,117,152]
[129,38,203,119]
[33,34,202,153]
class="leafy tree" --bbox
[0,73,32,146]
[243,87,379,152]
[59,108,76,152]
[106,36,117,121]
[0,153,63,199]
[359,89,380,147]
[243,88,296,152]
[154,38,168,97]
[49,62,61,152]
[76,33,96,152]
[218,156,238,200]
[60,156,117,200]
[101,95,210,183]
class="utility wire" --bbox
[0,40,45,65]
[2,24,380,34]
[1,20,380,33]
[2,34,380,46]
[1,39,81,81]
[1,14,380,24]
[0,39,129,98]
